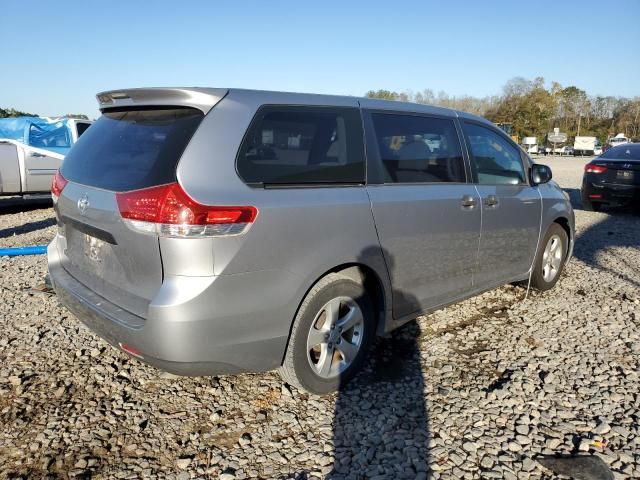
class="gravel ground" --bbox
[0,157,638,479]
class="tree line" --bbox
[366,77,640,144]
[0,108,89,120]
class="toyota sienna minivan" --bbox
[48,87,574,394]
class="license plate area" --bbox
[83,233,106,263]
[617,170,633,179]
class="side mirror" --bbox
[531,163,552,185]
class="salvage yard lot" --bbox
[0,156,638,479]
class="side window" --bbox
[76,122,91,138]
[370,113,465,183]
[463,122,526,185]
[237,106,364,185]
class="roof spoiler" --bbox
[96,87,228,114]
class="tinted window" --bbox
[237,106,364,185]
[61,108,203,191]
[464,123,526,185]
[370,113,465,183]
[76,122,91,138]
[601,144,640,159]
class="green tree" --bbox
[0,107,38,118]
[365,79,638,145]
[365,89,402,101]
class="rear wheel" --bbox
[582,194,601,212]
[278,273,376,394]
[529,223,568,291]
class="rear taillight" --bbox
[51,170,68,203]
[116,182,258,237]
[585,164,607,174]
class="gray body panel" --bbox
[55,183,163,318]
[48,87,574,375]
[474,184,542,285]
[367,184,480,318]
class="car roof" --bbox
[96,87,496,128]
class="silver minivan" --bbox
[48,88,574,394]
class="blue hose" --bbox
[0,245,48,257]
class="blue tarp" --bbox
[0,117,73,155]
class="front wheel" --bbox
[278,273,376,394]
[529,223,568,291]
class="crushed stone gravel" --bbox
[0,156,638,479]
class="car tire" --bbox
[278,273,376,394]
[529,223,568,291]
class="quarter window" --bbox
[237,106,364,185]
[463,123,526,185]
[370,113,466,183]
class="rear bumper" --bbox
[47,236,289,376]
[582,179,640,206]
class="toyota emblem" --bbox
[77,194,90,215]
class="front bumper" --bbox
[47,236,289,376]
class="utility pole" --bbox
[576,98,584,137]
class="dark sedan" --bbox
[582,143,640,211]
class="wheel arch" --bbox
[331,263,388,334]
[279,261,391,366]
[552,216,572,255]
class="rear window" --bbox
[601,144,640,159]
[237,106,365,185]
[61,108,203,191]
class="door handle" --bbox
[461,195,477,208]
[484,194,499,207]
[30,152,47,157]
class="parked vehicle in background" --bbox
[0,117,92,201]
[593,145,603,156]
[552,145,566,154]
[563,146,575,156]
[608,133,630,149]
[537,146,548,155]
[48,87,575,394]
[522,137,538,154]
[574,136,600,156]
[582,143,640,211]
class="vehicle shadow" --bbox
[329,320,429,479]
[328,246,429,479]
[0,199,52,213]
[562,188,582,211]
[0,217,56,239]
[563,187,640,289]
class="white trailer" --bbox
[522,137,538,154]
[573,136,599,156]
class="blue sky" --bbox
[1,0,638,118]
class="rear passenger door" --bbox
[461,121,542,286]
[364,111,481,318]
